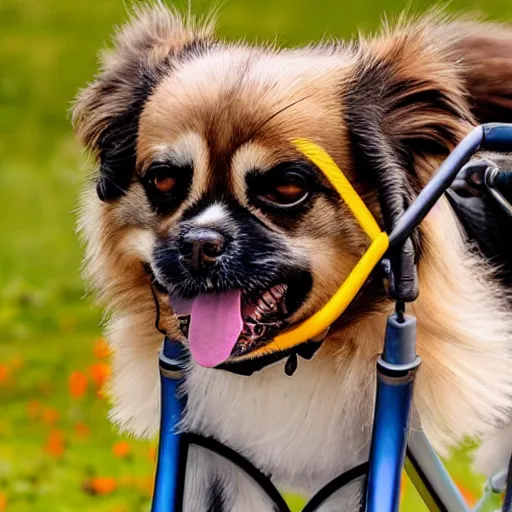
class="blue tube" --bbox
[366,365,417,512]
[482,123,512,153]
[366,314,420,512]
[151,339,187,512]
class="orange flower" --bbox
[455,481,477,507]
[86,476,117,495]
[0,365,10,385]
[27,400,42,421]
[147,445,157,462]
[400,472,407,503]
[41,407,60,425]
[112,441,131,458]
[68,371,88,399]
[74,422,91,438]
[89,362,111,389]
[45,429,65,459]
[0,492,6,512]
[93,338,112,359]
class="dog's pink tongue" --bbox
[189,290,243,367]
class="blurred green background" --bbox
[1,0,512,510]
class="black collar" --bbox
[217,341,323,376]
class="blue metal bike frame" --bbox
[150,123,512,512]
[152,338,187,512]
[365,313,421,512]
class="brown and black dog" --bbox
[73,4,512,508]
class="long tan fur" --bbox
[74,4,512,489]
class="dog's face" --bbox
[74,6,473,367]
[106,51,366,365]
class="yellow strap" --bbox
[293,139,382,241]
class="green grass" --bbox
[2,0,512,509]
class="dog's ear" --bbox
[344,19,476,228]
[440,21,512,124]
[343,18,475,300]
[72,5,215,201]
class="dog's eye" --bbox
[154,174,176,193]
[141,162,192,215]
[259,171,309,207]
[263,182,308,205]
[148,165,177,193]
[247,163,317,213]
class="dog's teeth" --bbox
[245,305,263,322]
[254,304,268,319]
[258,293,275,312]
[268,285,285,302]
[268,292,279,303]
[259,301,272,312]
[275,284,287,295]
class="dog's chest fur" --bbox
[182,348,374,493]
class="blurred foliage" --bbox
[1,0,512,510]
[0,335,157,511]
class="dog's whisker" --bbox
[251,95,313,139]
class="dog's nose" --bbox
[179,228,227,270]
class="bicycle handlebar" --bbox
[388,123,512,249]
